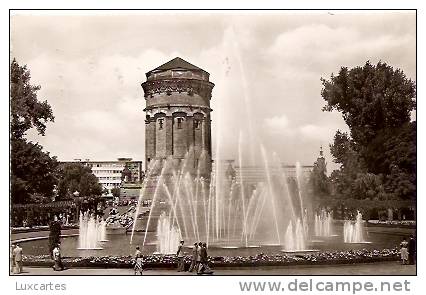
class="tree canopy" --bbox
[111,187,121,199]
[56,163,103,200]
[10,59,58,204]
[322,61,416,202]
[322,61,415,149]
[11,59,54,141]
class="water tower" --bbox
[141,57,214,179]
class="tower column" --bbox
[186,115,194,151]
[145,117,156,170]
[165,116,173,157]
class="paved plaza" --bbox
[13,261,415,276]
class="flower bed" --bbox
[22,248,399,269]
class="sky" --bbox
[10,11,416,172]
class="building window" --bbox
[194,119,201,129]
[158,118,164,130]
[176,117,184,129]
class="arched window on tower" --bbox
[176,117,184,129]
[194,119,201,130]
[158,118,164,130]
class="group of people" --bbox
[177,240,213,275]
[400,235,416,265]
[10,244,23,274]
[11,242,65,274]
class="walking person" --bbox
[10,244,16,274]
[134,246,143,275]
[52,243,64,271]
[13,244,23,274]
[188,242,198,272]
[176,240,185,272]
[201,243,213,275]
[196,242,203,274]
[400,237,409,265]
[408,234,416,265]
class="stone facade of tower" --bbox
[141,57,214,178]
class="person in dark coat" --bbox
[408,234,416,265]
[197,242,213,275]
[188,242,198,272]
[195,242,202,272]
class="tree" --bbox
[322,61,415,149]
[10,59,58,204]
[56,163,103,200]
[11,139,58,204]
[111,187,121,199]
[328,131,365,199]
[329,130,360,169]
[364,121,416,174]
[322,61,416,201]
[11,59,54,141]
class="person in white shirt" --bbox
[13,244,23,274]
[134,246,143,275]
[176,240,185,272]
[52,244,64,271]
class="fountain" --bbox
[129,56,316,253]
[314,209,334,237]
[97,219,108,242]
[283,219,306,252]
[130,146,313,253]
[344,211,369,243]
[77,212,105,249]
[156,212,181,254]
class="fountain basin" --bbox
[152,251,175,255]
[106,227,127,235]
[280,249,320,254]
[17,224,409,258]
